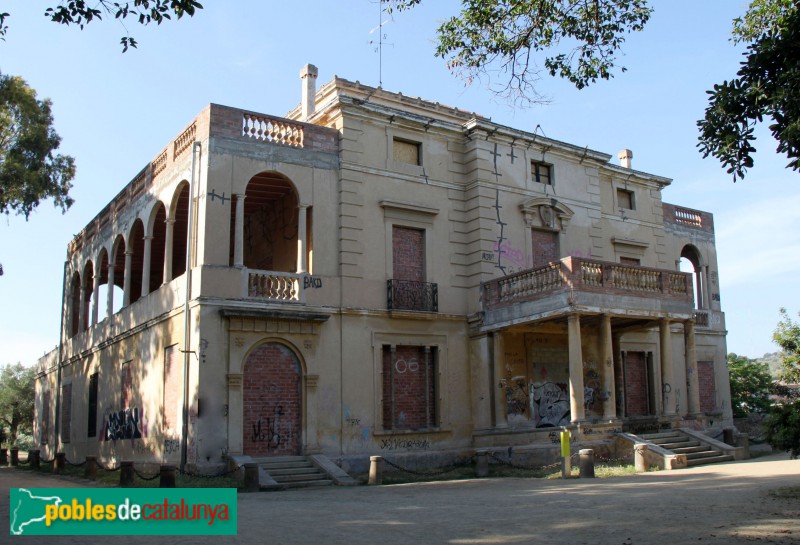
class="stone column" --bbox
[297,204,309,274]
[141,235,153,297]
[685,320,700,415]
[106,263,115,319]
[305,374,320,452]
[492,333,508,428]
[226,374,243,454]
[568,314,585,423]
[660,319,675,415]
[233,194,246,268]
[91,269,100,325]
[600,315,616,419]
[123,249,133,306]
[164,218,175,282]
[612,333,623,418]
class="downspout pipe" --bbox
[180,141,201,473]
[54,257,68,455]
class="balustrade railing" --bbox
[242,113,303,148]
[387,280,438,312]
[248,271,301,302]
[482,257,692,310]
[694,311,710,327]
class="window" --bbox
[382,345,437,430]
[531,161,552,185]
[393,138,421,165]
[617,188,635,210]
[88,373,98,438]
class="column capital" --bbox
[298,203,311,210]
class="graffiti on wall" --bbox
[251,406,292,452]
[503,376,529,417]
[379,437,431,451]
[100,407,148,443]
[530,381,570,427]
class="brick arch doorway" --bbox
[243,342,302,457]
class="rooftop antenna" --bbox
[369,0,393,87]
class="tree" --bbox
[765,308,800,458]
[389,0,652,104]
[0,364,35,447]
[697,0,800,181]
[0,1,203,52]
[773,307,800,383]
[0,72,75,219]
[727,353,773,418]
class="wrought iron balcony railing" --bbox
[387,279,438,312]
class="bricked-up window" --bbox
[163,345,181,432]
[61,383,72,443]
[393,226,425,282]
[617,188,635,210]
[393,138,421,166]
[620,256,641,266]
[531,161,552,185]
[382,345,437,430]
[87,373,98,438]
[698,361,717,413]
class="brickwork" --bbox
[382,345,436,430]
[163,345,180,432]
[243,342,302,456]
[698,360,717,413]
[624,351,650,417]
[60,383,72,443]
[392,226,425,282]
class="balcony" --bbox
[387,280,439,312]
[479,257,694,329]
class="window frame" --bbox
[531,160,554,186]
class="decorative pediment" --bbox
[520,198,574,232]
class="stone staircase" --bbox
[256,456,333,489]
[638,430,734,467]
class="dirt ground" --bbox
[1,450,798,544]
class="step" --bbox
[658,440,699,449]
[671,445,709,454]
[638,432,680,440]
[686,454,733,467]
[685,449,722,460]
[260,460,315,470]
[272,472,329,483]
[275,479,333,489]
[267,466,322,477]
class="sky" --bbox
[1,0,798,365]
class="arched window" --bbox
[680,245,704,309]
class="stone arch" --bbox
[96,247,110,322]
[81,261,94,332]
[680,244,705,309]
[169,181,190,280]
[128,219,145,304]
[147,201,167,293]
[242,340,303,457]
[111,235,126,312]
[68,270,81,337]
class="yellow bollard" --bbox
[560,429,571,478]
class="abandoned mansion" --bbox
[34,65,732,475]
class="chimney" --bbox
[618,149,633,169]
[300,64,318,122]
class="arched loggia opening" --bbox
[69,271,81,338]
[129,219,145,304]
[170,182,190,280]
[81,261,94,332]
[230,172,309,273]
[148,202,167,293]
[111,235,126,313]
[95,249,110,324]
[680,245,704,309]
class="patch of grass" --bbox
[769,486,800,500]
